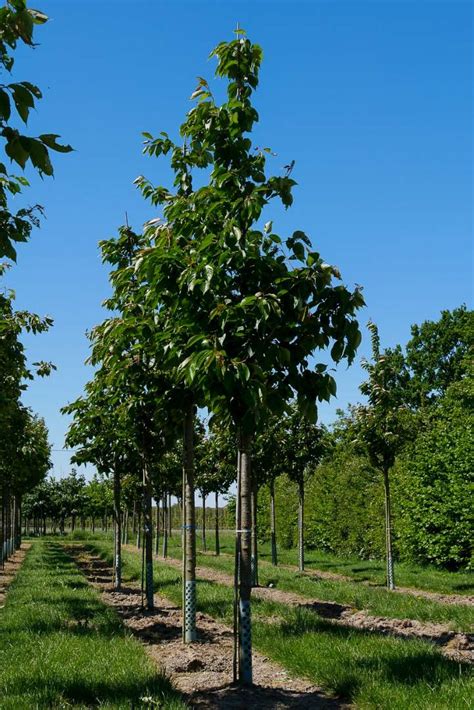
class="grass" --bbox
[83,536,474,710]
[188,529,474,597]
[138,532,474,631]
[0,540,186,709]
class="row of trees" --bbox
[255,306,472,573]
[62,29,364,684]
[0,1,71,565]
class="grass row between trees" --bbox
[171,528,474,597]
[83,536,474,709]
[0,541,186,709]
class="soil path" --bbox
[68,545,346,710]
[197,548,473,607]
[154,551,473,665]
[0,543,31,607]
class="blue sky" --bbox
[6,0,472,479]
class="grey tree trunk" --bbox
[215,491,220,556]
[383,466,395,590]
[113,470,122,589]
[251,483,258,587]
[298,480,305,572]
[270,479,278,566]
[168,492,172,538]
[162,493,168,558]
[238,430,253,684]
[201,492,207,552]
[155,497,160,556]
[182,403,197,642]
[136,511,141,549]
[142,464,154,610]
[124,510,129,545]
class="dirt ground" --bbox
[69,546,346,709]
[0,543,30,607]
[155,553,473,665]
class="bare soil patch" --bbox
[159,554,474,665]
[0,543,31,607]
[68,545,345,709]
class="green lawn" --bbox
[83,537,474,710]
[186,529,474,597]
[145,532,474,631]
[0,540,186,709]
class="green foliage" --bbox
[405,305,473,405]
[398,376,474,570]
[136,30,364,434]
[0,0,72,260]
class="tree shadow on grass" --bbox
[6,674,181,708]
[272,611,472,697]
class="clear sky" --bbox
[6,0,472,480]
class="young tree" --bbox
[252,416,285,566]
[136,30,364,682]
[355,322,412,590]
[282,405,326,572]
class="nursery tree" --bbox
[252,416,286,566]
[282,405,326,571]
[355,322,413,590]
[136,30,364,682]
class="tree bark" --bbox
[182,402,197,642]
[215,491,220,556]
[162,493,168,558]
[270,479,278,566]
[383,466,395,590]
[142,462,154,610]
[113,470,122,590]
[298,479,305,572]
[155,497,160,555]
[136,511,141,548]
[238,430,253,684]
[201,492,207,552]
[124,509,129,544]
[168,492,172,538]
[251,482,258,587]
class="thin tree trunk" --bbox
[238,429,253,684]
[298,479,304,572]
[12,497,17,550]
[142,463,154,610]
[162,493,168,558]
[137,511,141,548]
[383,466,395,590]
[168,492,172,538]
[182,402,197,642]
[215,491,220,556]
[155,497,160,555]
[251,482,258,587]
[270,479,278,566]
[113,470,122,590]
[201,492,207,552]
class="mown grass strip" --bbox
[139,533,473,631]
[85,537,474,710]
[0,540,186,710]
[176,529,474,597]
